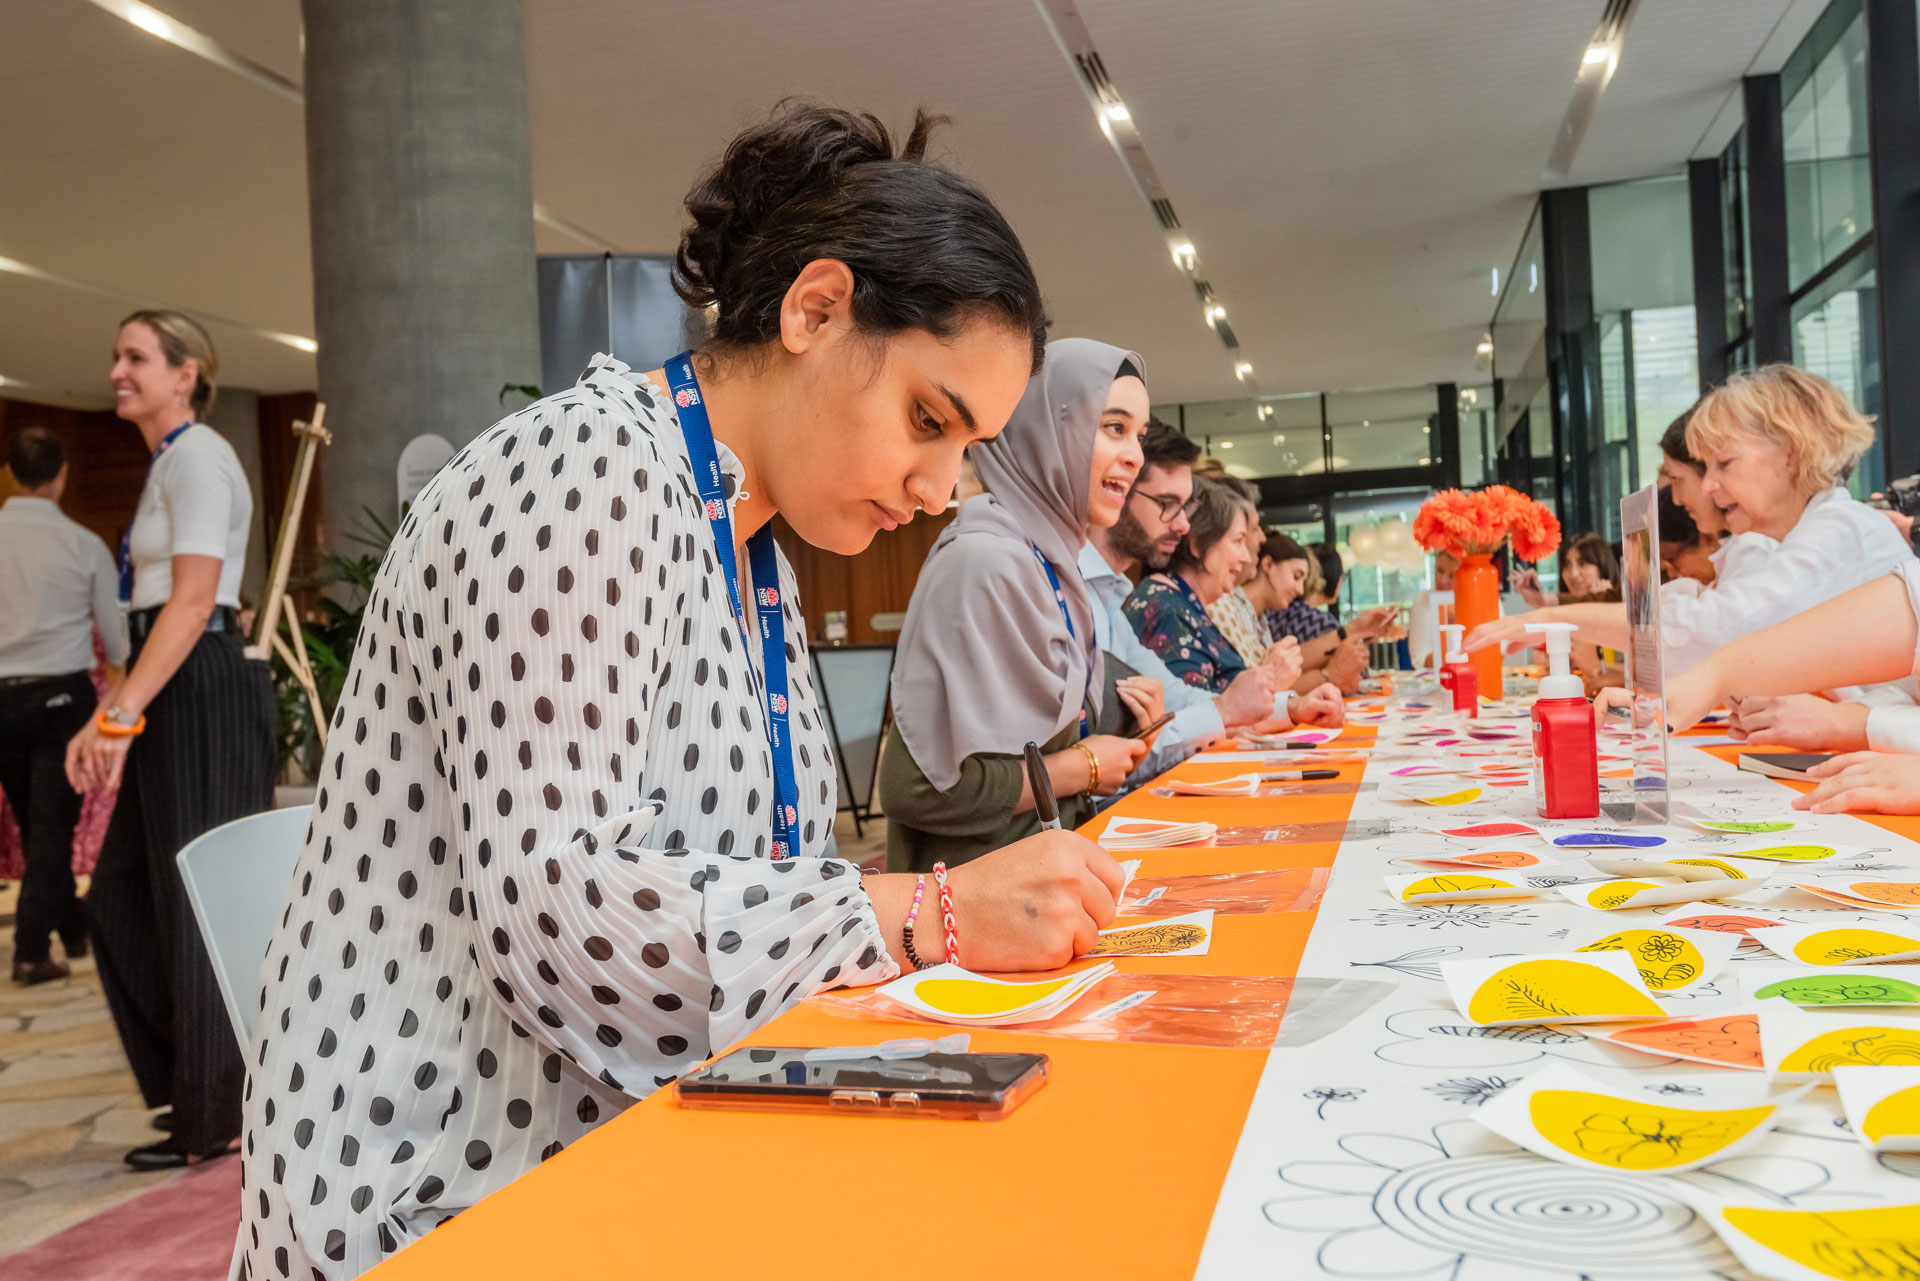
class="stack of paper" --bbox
[874,962,1116,1026]
[1097,816,1218,850]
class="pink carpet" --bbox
[0,1158,241,1281]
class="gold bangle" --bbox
[1074,741,1100,798]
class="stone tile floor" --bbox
[0,809,890,1261]
[0,879,181,1260]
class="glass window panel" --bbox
[1327,386,1436,472]
[1629,306,1700,500]
[1590,176,1695,314]
[1792,254,1884,496]
[1457,386,1493,487]
[1722,132,1751,342]
[1782,2,1872,288]
[1493,206,1547,448]
[1331,488,1434,614]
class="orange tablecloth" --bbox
[369,731,1376,1279]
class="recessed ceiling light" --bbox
[1219,440,1235,449]
[1209,305,1226,321]
[1476,338,1494,356]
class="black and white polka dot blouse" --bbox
[239,354,894,1278]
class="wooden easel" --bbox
[250,405,332,745]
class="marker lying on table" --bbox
[1025,740,1062,831]
[1261,769,1340,781]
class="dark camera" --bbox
[1870,474,1920,551]
[1870,474,1920,517]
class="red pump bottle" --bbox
[1527,622,1598,819]
[1436,624,1478,717]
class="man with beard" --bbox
[1077,421,1342,782]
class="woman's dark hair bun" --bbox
[674,100,1047,370]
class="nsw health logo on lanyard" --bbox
[118,421,195,603]
[662,353,800,860]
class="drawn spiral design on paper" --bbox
[1371,1153,1733,1273]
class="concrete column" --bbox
[203,385,268,605]
[300,0,541,539]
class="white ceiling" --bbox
[1,0,1826,413]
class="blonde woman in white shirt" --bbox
[1465,364,1912,673]
[66,310,276,1171]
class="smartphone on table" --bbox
[676,1047,1049,1120]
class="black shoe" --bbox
[13,958,69,986]
[124,1139,190,1171]
[152,1110,175,1134]
[124,1137,233,1170]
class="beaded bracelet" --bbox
[932,861,959,968]
[901,874,933,970]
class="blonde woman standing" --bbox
[67,311,276,1170]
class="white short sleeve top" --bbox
[126,424,251,610]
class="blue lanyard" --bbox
[662,353,799,860]
[1030,546,1091,739]
[118,421,194,603]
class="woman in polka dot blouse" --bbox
[239,104,1127,1278]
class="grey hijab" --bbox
[892,338,1144,791]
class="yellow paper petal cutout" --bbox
[1466,959,1663,1024]
[1585,880,1662,909]
[1778,1026,1920,1073]
[1669,858,1753,879]
[1862,1084,1920,1145]
[1790,928,1920,966]
[1721,1205,1920,1279]
[1416,788,1483,807]
[1401,874,1521,901]
[912,974,1079,1017]
[1528,1089,1773,1170]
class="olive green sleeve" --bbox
[878,724,1026,841]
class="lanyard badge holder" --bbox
[1029,546,1091,739]
[662,353,800,859]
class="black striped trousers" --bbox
[88,628,276,1154]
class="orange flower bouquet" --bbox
[1413,485,1561,563]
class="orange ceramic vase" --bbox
[1453,553,1502,701]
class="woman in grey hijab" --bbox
[882,339,1159,871]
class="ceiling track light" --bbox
[1547,0,1640,176]
[1032,0,1251,378]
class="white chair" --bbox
[175,804,310,1053]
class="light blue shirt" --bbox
[1078,541,1290,778]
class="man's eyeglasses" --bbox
[1131,489,1200,520]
